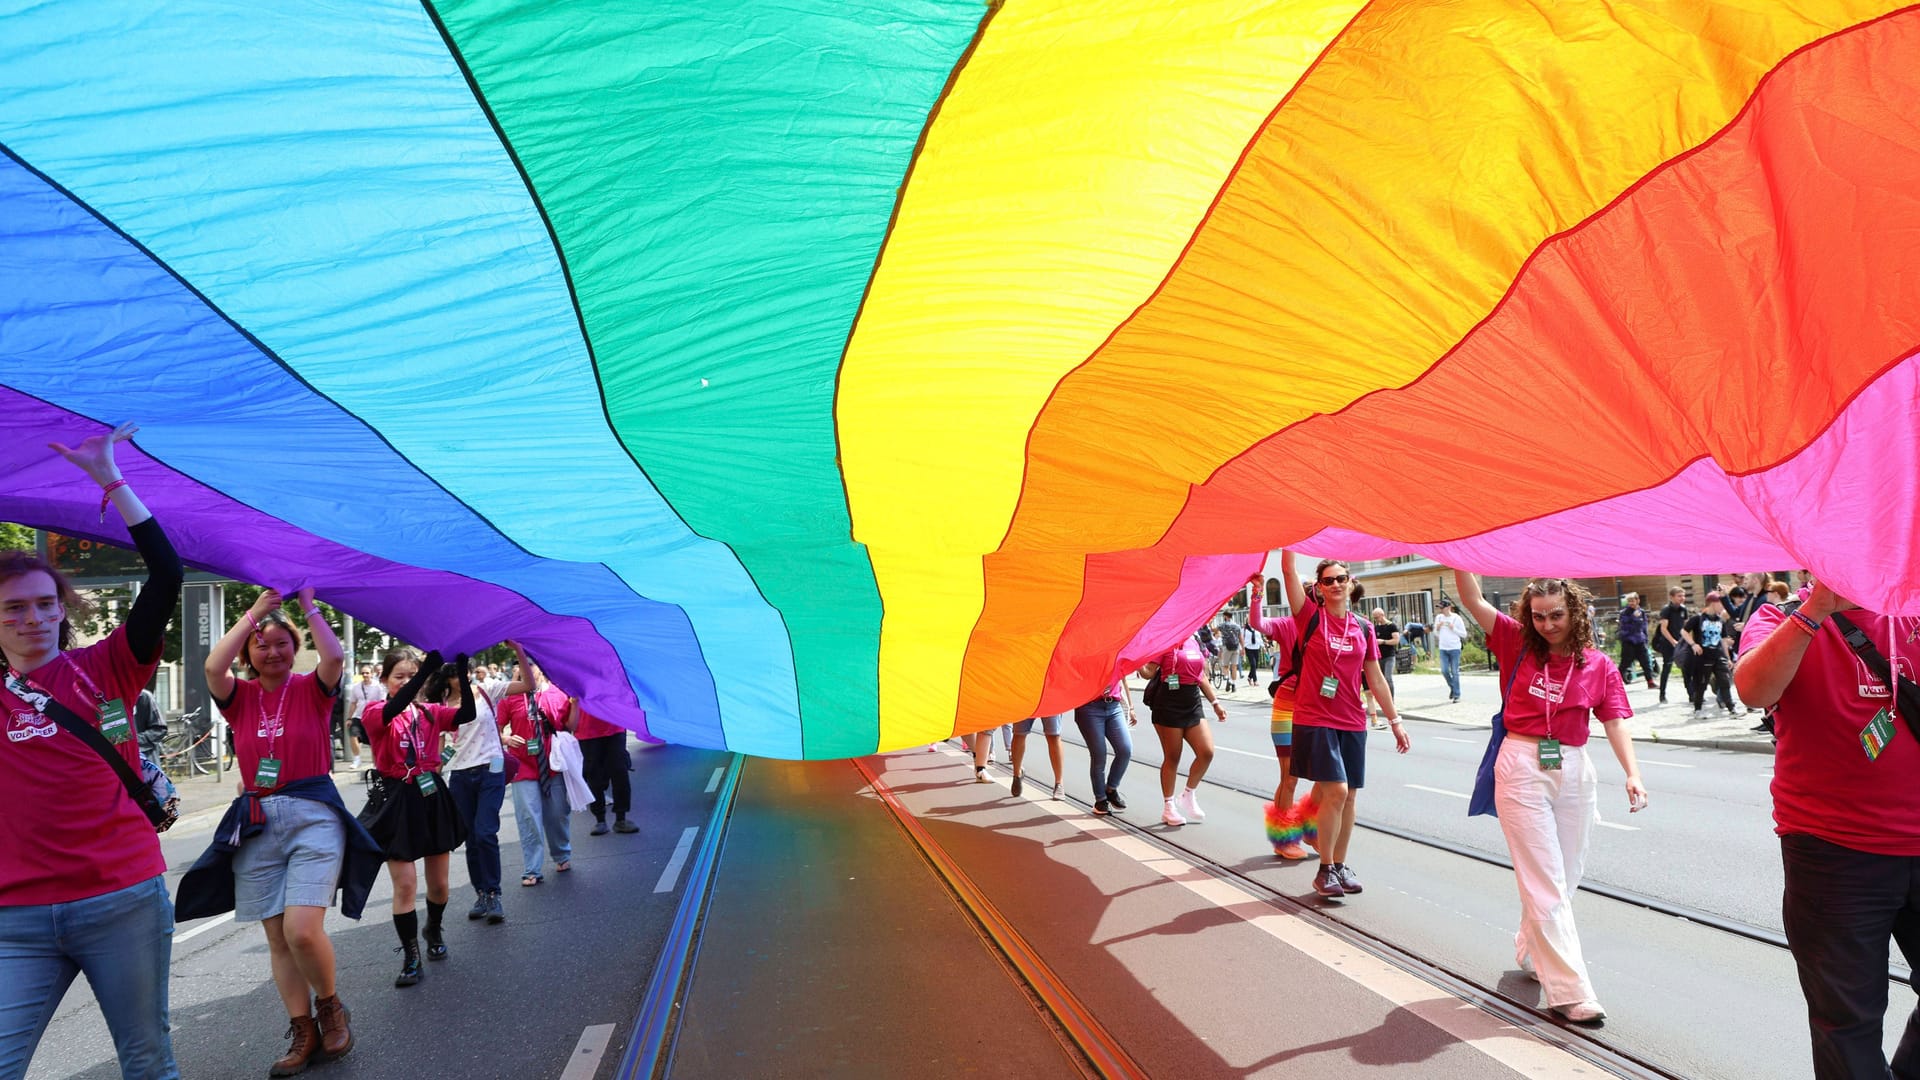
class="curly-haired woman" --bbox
[1455,570,1648,1024]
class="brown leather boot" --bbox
[314,994,353,1060]
[269,1015,320,1077]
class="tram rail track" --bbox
[931,747,1691,1080]
[1069,730,1916,989]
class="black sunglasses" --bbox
[1319,574,1351,586]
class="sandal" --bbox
[520,873,542,887]
[555,861,571,873]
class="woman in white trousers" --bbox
[1457,571,1648,1023]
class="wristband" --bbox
[244,612,260,633]
[1789,609,1823,636]
[97,479,128,522]
[302,605,321,619]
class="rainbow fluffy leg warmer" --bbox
[1264,795,1320,853]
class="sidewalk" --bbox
[1218,664,1774,754]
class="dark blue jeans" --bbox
[1072,699,1132,800]
[0,875,177,1079]
[449,763,506,896]
[1780,833,1920,1079]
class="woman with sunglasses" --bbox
[1279,551,1408,899]
[1454,570,1647,1024]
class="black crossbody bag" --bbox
[1830,613,1920,742]
[40,693,179,831]
[1268,607,1323,699]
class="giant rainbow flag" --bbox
[4,2,1917,756]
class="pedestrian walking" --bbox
[1683,593,1736,715]
[433,660,510,923]
[1008,713,1067,799]
[1615,593,1657,689]
[1142,632,1228,826]
[1433,601,1470,702]
[1655,587,1689,704]
[1367,608,1401,729]
[1278,551,1408,898]
[575,706,638,836]
[359,650,476,986]
[1735,581,1920,1078]
[1244,618,1264,681]
[191,585,379,1074]
[1456,572,1647,1024]
[342,664,384,771]
[1249,578,1310,858]
[1217,616,1244,691]
[497,641,577,886]
[1072,677,1135,815]
[0,425,183,1080]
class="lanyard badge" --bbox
[1861,707,1898,762]
[1537,738,1563,770]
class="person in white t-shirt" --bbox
[1433,601,1470,703]
[343,665,386,770]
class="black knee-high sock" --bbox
[426,900,446,934]
[394,909,418,946]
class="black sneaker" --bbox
[590,819,610,836]
[1092,799,1111,816]
[485,892,506,925]
[1335,863,1364,894]
[1106,788,1127,811]
[1313,864,1346,898]
[467,894,489,920]
[1010,773,1024,798]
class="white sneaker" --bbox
[1179,787,1205,822]
[1162,799,1187,827]
[1555,1001,1606,1023]
[1051,782,1063,801]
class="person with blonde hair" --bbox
[1457,571,1647,1024]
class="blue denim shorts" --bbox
[233,795,345,921]
[1013,713,1066,737]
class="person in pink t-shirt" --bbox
[1456,571,1646,1025]
[575,706,638,837]
[1278,551,1407,900]
[1141,630,1229,827]
[0,424,182,1080]
[497,640,578,887]
[206,585,352,1070]
[360,648,475,988]
[1736,580,1920,1078]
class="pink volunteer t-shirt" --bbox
[365,700,464,780]
[222,671,339,792]
[498,686,572,778]
[1488,613,1631,746]
[1290,604,1378,731]
[1249,594,1303,684]
[573,708,623,741]
[1156,640,1208,685]
[1749,603,1920,856]
[0,627,165,905]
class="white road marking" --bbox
[1215,744,1272,760]
[1433,736,1478,745]
[559,1023,616,1080]
[1595,820,1640,831]
[1639,759,1694,769]
[653,826,699,894]
[174,912,235,944]
[704,766,724,793]
[1405,783,1469,800]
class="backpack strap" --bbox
[1829,613,1920,741]
[41,694,171,828]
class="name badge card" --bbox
[99,699,132,745]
